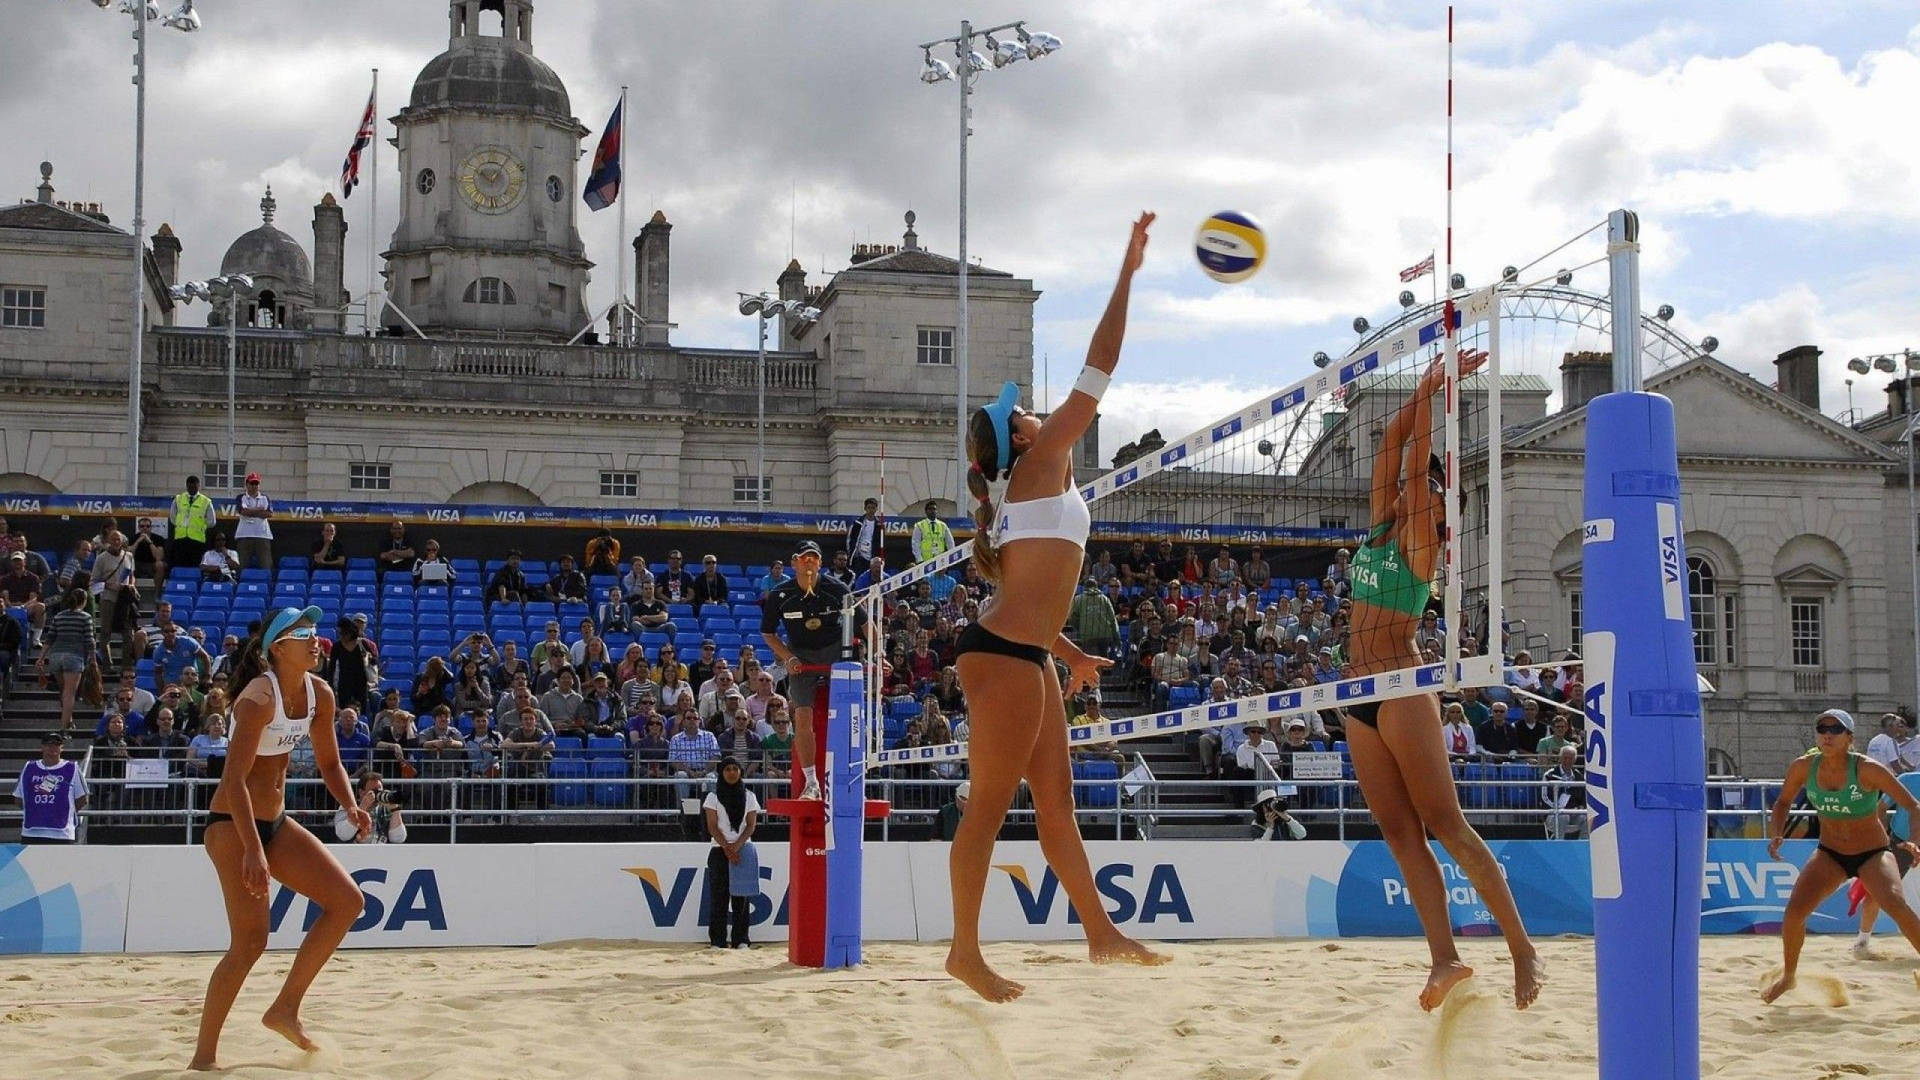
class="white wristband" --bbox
[1072,365,1111,402]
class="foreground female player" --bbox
[1763,708,1920,1003]
[1342,351,1541,1010]
[192,606,370,1070]
[946,213,1169,1002]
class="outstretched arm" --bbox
[1034,214,1154,460]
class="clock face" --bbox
[546,175,563,203]
[416,168,435,195]
[457,147,526,214]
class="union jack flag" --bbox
[339,86,375,199]
[1399,253,1435,283]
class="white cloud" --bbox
[1093,377,1284,467]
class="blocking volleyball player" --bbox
[1341,350,1541,1010]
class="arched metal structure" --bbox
[1353,282,1703,374]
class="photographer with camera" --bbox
[333,772,408,844]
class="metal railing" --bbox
[2,772,1808,845]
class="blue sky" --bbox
[7,1,1915,456]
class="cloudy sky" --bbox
[10,1,1919,457]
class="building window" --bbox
[599,470,639,498]
[916,326,954,366]
[1232,512,1262,526]
[202,459,248,491]
[733,475,771,503]
[1688,556,1719,667]
[1319,517,1348,530]
[1789,596,1824,667]
[462,277,517,305]
[1,285,46,329]
[349,461,392,491]
[1569,588,1583,650]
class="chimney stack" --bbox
[777,259,807,345]
[311,192,348,334]
[633,210,671,346]
[1560,350,1612,412]
[1773,344,1821,412]
[150,223,181,325]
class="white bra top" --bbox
[258,671,316,757]
[993,478,1091,551]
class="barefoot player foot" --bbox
[946,947,1026,1003]
[1512,948,1544,1010]
[262,1003,318,1053]
[1420,959,1475,1011]
[1760,973,1795,1004]
[1088,934,1171,967]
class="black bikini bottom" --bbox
[1818,843,1891,879]
[1344,701,1381,729]
[953,622,1051,669]
[207,811,287,850]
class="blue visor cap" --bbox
[981,381,1022,476]
[265,605,324,645]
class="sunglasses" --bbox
[1814,721,1850,736]
[276,627,318,642]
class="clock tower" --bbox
[384,0,592,340]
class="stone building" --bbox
[0,0,1038,517]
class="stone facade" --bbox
[1494,355,1902,774]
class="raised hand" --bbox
[1122,212,1156,276]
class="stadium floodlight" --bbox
[162,0,199,31]
[1556,268,1573,286]
[1398,290,1416,308]
[1875,355,1899,373]
[89,0,203,492]
[1449,272,1466,290]
[916,16,1062,501]
[1501,265,1518,283]
[1313,350,1331,368]
[1351,318,1369,335]
[738,295,766,316]
[1656,304,1674,321]
[1700,336,1718,354]
[1022,28,1062,57]
[1847,357,1872,374]
[1908,350,1920,372]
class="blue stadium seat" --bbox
[1167,685,1204,709]
[309,569,344,588]
[347,557,376,573]
[453,585,482,603]
[886,700,922,721]
[586,735,627,761]
[550,754,590,805]
[712,633,742,652]
[238,567,271,584]
[1075,760,1121,808]
[277,555,306,571]
[163,580,195,599]
[416,611,450,631]
[590,759,629,807]
[730,603,760,620]
[665,604,694,620]
[639,632,668,653]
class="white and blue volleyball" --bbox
[1193,211,1266,284]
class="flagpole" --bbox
[617,84,628,345]
[368,68,379,335]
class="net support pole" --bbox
[767,662,888,969]
[1585,207,1704,1080]
[1486,296,1503,658]
[1440,4,1461,689]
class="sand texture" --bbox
[3,936,1918,1079]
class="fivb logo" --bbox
[1583,633,1620,899]
[1656,502,1684,621]
[993,863,1193,925]
[624,864,788,928]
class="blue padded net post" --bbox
[1582,389,1705,1080]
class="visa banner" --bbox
[6,840,1916,954]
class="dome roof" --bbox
[409,39,571,117]
[219,189,312,286]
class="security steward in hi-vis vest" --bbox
[911,501,955,564]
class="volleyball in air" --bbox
[1193,211,1266,284]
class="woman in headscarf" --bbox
[702,755,760,950]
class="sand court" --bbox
[5,937,1918,1079]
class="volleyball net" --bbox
[854,227,1624,769]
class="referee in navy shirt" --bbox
[761,541,860,801]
